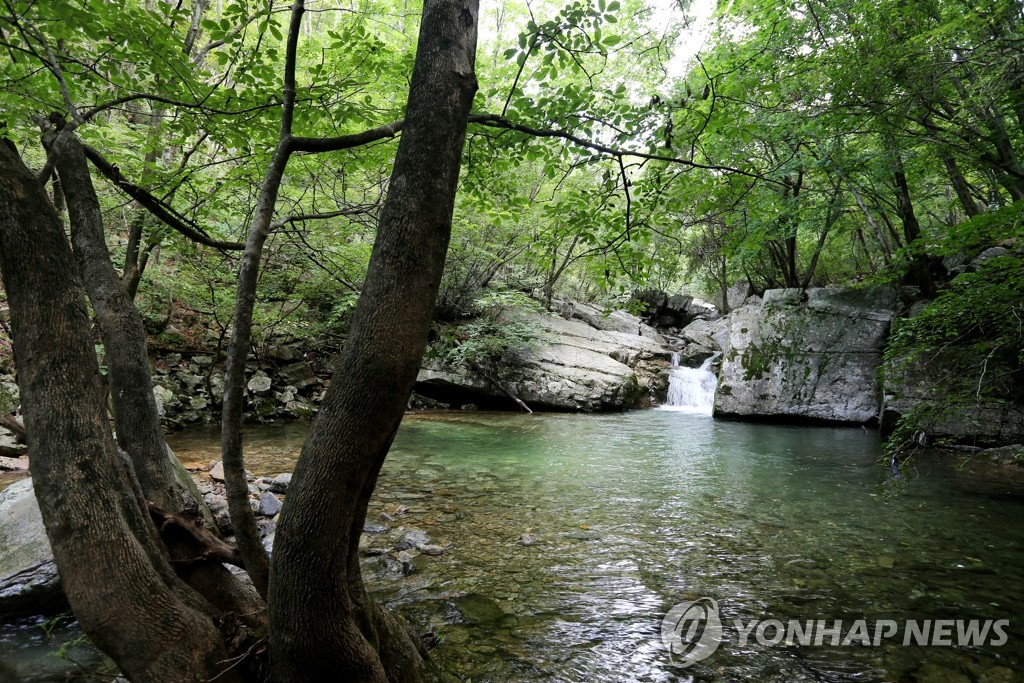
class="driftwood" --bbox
[0,412,26,444]
[471,362,533,414]
[148,503,243,568]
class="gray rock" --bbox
[363,521,389,534]
[282,398,316,419]
[203,492,228,514]
[686,297,719,320]
[257,491,282,517]
[564,302,662,340]
[274,386,298,404]
[714,287,896,423]
[256,517,275,538]
[973,246,1009,266]
[192,355,214,367]
[396,529,432,551]
[209,461,225,481]
[418,544,446,555]
[162,353,182,366]
[881,312,1024,445]
[0,456,28,471]
[0,480,64,614]
[278,362,317,390]
[267,345,303,361]
[416,309,670,411]
[270,472,292,493]
[152,385,178,418]
[680,317,729,354]
[630,290,695,328]
[979,444,1024,466]
[376,552,416,579]
[246,372,273,395]
[714,282,752,314]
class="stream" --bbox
[4,410,1023,681]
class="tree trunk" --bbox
[891,149,936,297]
[267,0,479,679]
[0,139,241,683]
[218,1,309,600]
[46,127,189,509]
[46,128,265,623]
[941,152,982,218]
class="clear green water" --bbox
[3,411,1022,681]
[169,410,1024,682]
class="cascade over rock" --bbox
[714,287,896,424]
[416,308,672,411]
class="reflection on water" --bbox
[169,411,1024,681]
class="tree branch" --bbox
[82,145,244,250]
[290,120,404,153]
[467,113,774,181]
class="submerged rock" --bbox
[396,529,432,551]
[714,287,896,424]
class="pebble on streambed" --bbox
[197,462,450,582]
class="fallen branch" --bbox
[470,362,532,414]
[148,503,243,568]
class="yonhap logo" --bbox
[661,597,723,666]
[658,597,1010,667]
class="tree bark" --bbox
[46,127,188,510]
[218,0,307,600]
[941,152,982,218]
[891,148,936,297]
[46,127,265,624]
[267,0,479,679]
[0,139,241,683]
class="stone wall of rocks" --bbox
[151,345,326,426]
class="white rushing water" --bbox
[662,352,718,413]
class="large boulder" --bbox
[416,309,671,411]
[714,287,896,423]
[881,347,1024,447]
[560,301,662,341]
[0,479,63,615]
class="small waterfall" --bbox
[662,353,719,414]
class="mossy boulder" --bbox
[714,287,896,424]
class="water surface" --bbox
[4,411,1021,682]
[172,411,1024,681]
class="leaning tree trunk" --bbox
[0,139,241,682]
[267,0,479,679]
[46,127,265,623]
